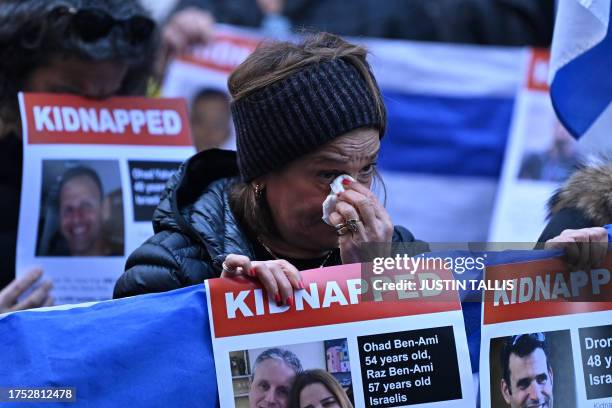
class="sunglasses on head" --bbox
[52,6,155,44]
[511,332,545,347]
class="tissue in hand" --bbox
[322,174,355,226]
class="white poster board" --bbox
[489,50,579,242]
[206,263,476,407]
[16,92,195,304]
[479,254,612,407]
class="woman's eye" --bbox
[356,163,377,181]
[322,398,338,407]
[318,171,340,182]
[361,163,377,175]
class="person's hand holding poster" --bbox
[206,262,476,407]
[162,27,261,152]
[480,253,612,407]
[16,93,195,304]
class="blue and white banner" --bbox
[362,39,526,242]
[550,0,611,151]
[163,27,529,242]
[489,50,582,242]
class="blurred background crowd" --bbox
[152,0,558,157]
[158,0,555,46]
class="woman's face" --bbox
[24,55,129,99]
[262,127,380,254]
[299,382,341,408]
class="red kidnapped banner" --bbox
[483,255,612,325]
[526,48,550,92]
[178,33,259,73]
[21,93,192,146]
[208,263,461,338]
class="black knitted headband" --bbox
[231,58,383,182]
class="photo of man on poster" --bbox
[249,348,303,408]
[57,167,110,256]
[500,333,553,408]
[36,161,125,258]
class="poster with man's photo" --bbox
[36,159,124,257]
[16,92,195,304]
[162,25,262,152]
[489,49,579,242]
[479,254,612,407]
[206,262,476,407]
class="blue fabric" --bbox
[0,250,571,404]
[0,285,218,407]
[380,91,514,177]
[550,6,612,137]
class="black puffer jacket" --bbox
[114,149,419,298]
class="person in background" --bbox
[289,369,353,408]
[0,0,157,311]
[249,348,303,408]
[154,0,556,99]
[158,0,555,70]
[256,0,292,38]
[155,0,291,81]
[155,6,214,84]
[519,123,577,183]
[190,88,233,151]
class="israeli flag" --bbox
[549,0,612,147]
[364,39,523,242]
[0,286,218,407]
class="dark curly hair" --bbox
[0,0,158,125]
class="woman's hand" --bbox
[0,268,53,314]
[328,180,394,264]
[545,227,609,271]
[221,254,303,306]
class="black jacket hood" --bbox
[154,149,237,236]
[153,148,256,265]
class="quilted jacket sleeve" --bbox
[113,230,218,299]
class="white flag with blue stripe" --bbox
[550,0,612,143]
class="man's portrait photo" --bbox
[490,331,577,408]
[231,339,353,408]
[36,160,124,257]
